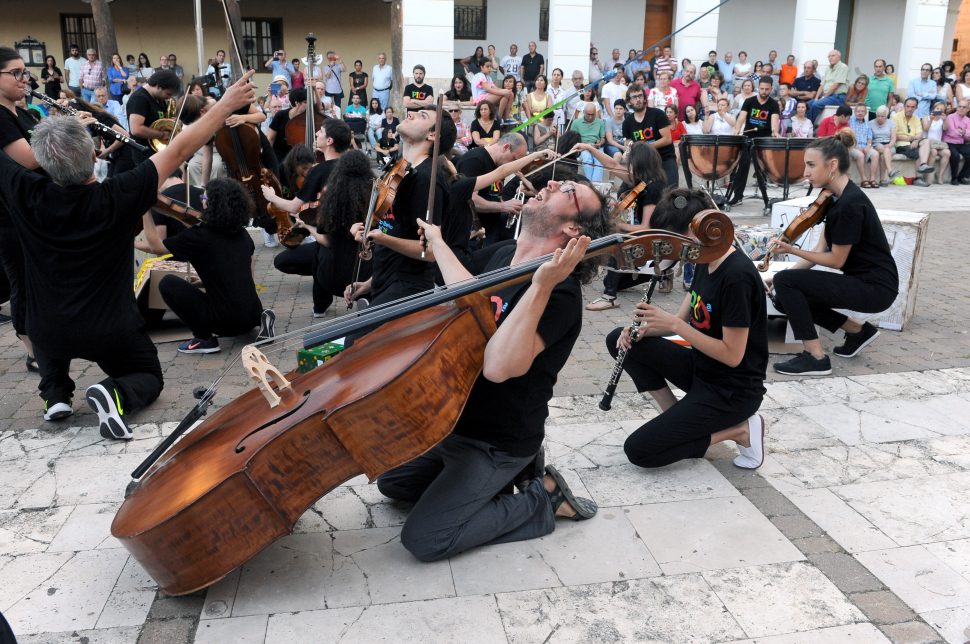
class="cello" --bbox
[111,211,734,596]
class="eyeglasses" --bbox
[0,69,28,81]
[559,181,581,215]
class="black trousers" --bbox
[158,275,260,340]
[274,242,329,313]
[947,142,970,181]
[602,256,650,297]
[661,155,679,188]
[605,331,763,468]
[35,330,163,410]
[0,226,26,336]
[726,139,768,205]
[772,269,897,341]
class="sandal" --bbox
[545,465,597,520]
[860,181,873,189]
[585,296,617,311]
[870,181,880,189]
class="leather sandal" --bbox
[545,465,597,520]
[585,296,617,311]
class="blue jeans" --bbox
[367,128,379,148]
[579,150,604,182]
[373,88,390,110]
[604,144,623,158]
[807,93,846,122]
[81,87,96,102]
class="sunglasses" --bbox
[449,109,461,113]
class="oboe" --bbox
[599,274,661,411]
[30,91,150,154]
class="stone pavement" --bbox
[0,181,969,643]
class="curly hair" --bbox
[280,144,317,195]
[317,150,373,236]
[202,177,254,232]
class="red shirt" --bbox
[669,120,686,142]
[670,78,701,121]
[816,115,846,137]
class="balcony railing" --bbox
[455,5,487,40]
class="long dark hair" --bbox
[203,178,254,232]
[627,142,665,186]
[317,150,373,235]
[368,98,382,116]
[445,76,471,102]
[280,144,316,194]
[808,131,852,173]
[0,47,21,71]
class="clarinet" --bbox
[30,91,150,154]
[599,274,661,411]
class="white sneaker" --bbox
[734,414,766,469]
[43,401,73,421]
[262,230,280,248]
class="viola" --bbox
[357,158,411,261]
[610,181,647,222]
[153,192,202,227]
[758,189,833,271]
[110,210,734,596]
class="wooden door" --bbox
[643,0,674,52]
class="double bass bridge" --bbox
[242,345,292,408]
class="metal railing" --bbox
[455,5,487,40]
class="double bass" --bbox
[110,212,734,595]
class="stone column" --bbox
[401,0,454,95]
[547,0,592,84]
[790,0,838,76]
[897,0,949,90]
[672,0,720,69]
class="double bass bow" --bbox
[110,210,734,596]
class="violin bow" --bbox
[422,93,446,258]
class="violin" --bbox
[110,209,735,596]
[153,192,202,227]
[758,189,833,272]
[610,181,647,222]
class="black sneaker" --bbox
[43,400,73,421]
[178,337,220,354]
[834,322,880,358]
[256,309,276,341]
[773,351,832,376]
[86,383,133,440]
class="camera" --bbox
[933,110,943,116]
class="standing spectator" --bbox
[502,44,522,81]
[844,76,869,110]
[403,64,434,112]
[732,51,752,88]
[372,52,393,110]
[41,55,63,100]
[80,48,104,103]
[921,102,950,185]
[600,65,627,118]
[626,49,651,83]
[866,59,895,118]
[136,52,154,80]
[791,60,820,102]
[323,51,345,108]
[648,71,678,111]
[906,63,936,117]
[463,46,484,74]
[807,49,849,122]
[64,44,84,96]
[157,54,171,72]
[588,46,604,85]
[654,45,677,78]
[521,42,544,91]
[290,59,305,90]
[670,64,700,120]
[548,68,567,129]
[869,105,899,185]
[264,49,295,95]
[124,55,138,74]
[789,101,813,138]
[570,103,606,181]
[168,54,184,83]
[717,51,735,93]
[931,68,953,109]
[943,99,970,185]
[608,48,624,71]
[892,97,932,175]
[779,55,798,86]
[700,51,719,80]
[848,104,879,188]
[106,53,128,103]
[349,59,368,104]
[205,50,229,97]
[485,45,502,84]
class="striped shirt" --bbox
[80,60,104,89]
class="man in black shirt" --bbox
[622,83,677,186]
[520,41,545,91]
[456,132,529,245]
[727,76,779,206]
[606,189,769,470]
[402,64,434,112]
[378,177,609,562]
[345,109,457,307]
[791,60,821,102]
[122,70,181,172]
[265,87,307,164]
[0,71,255,438]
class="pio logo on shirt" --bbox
[631,127,655,142]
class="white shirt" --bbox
[601,81,627,114]
[471,72,493,100]
[64,56,84,87]
[501,55,522,80]
[372,63,393,91]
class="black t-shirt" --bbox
[469,119,500,148]
[125,87,167,147]
[521,53,545,82]
[296,158,338,203]
[687,249,768,392]
[623,109,674,160]
[824,181,898,292]
[349,71,368,95]
[0,105,38,227]
[456,146,501,201]
[41,67,63,99]
[381,116,400,134]
[268,109,292,161]
[164,225,262,320]
[792,75,821,96]
[0,158,159,354]
[633,180,665,224]
[453,245,583,456]
[740,96,779,138]
[152,183,204,240]
[403,83,433,111]
[444,176,477,270]
[370,157,447,297]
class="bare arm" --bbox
[2,139,40,170]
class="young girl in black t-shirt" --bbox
[769,133,898,376]
[159,178,274,354]
[606,189,770,470]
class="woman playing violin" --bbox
[607,188,770,470]
[769,133,898,375]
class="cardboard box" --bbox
[297,339,346,373]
